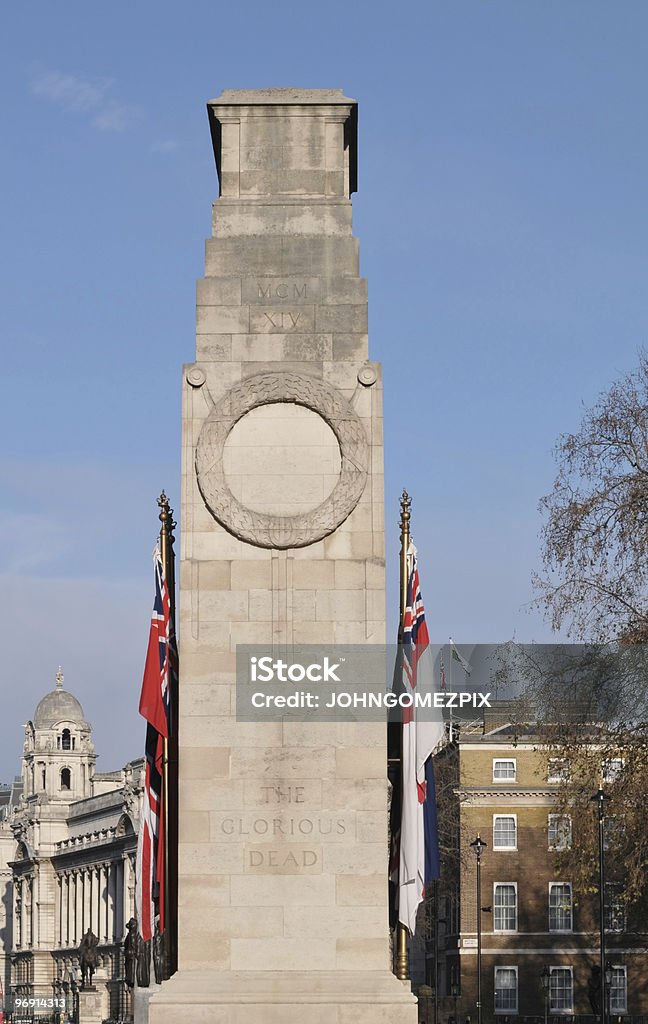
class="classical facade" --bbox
[0,671,143,1021]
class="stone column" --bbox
[16,879,24,948]
[90,866,97,939]
[83,868,89,936]
[105,864,112,944]
[95,866,102,941]
[91,867,96,936]
[123,855,135,933]
[113,860,121,937]
[75,871,83,943]
[65,873,71,947]
[57,875,62,947]
[103,863,109,943]
[114,860,123,943]
[26,878,33,947]
[149,89,415,1024]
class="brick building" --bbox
[429,711,648,1024]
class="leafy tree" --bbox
[536,353,648,642]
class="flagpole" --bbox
[396,489,411,981]
[158,492,178,977]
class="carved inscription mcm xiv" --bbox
[195,371,369,549]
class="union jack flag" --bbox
[138,547,173,737]
[136,546,176,942]
[398,543,443,935]
[136,724,163,942]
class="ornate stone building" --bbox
[0,671,143,1021]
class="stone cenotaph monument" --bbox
[149,89,416,1024]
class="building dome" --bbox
[33,670,90,730]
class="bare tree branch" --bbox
[536,352,648,642]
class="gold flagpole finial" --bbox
[158,491,176,549]
[158,490,170,527]
[399,489,411,534]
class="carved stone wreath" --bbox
[195,371,369,549]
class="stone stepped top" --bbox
[209,88,356,106]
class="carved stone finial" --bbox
[56,667,64,690]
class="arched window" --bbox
[60,768,71,791]
[116,814,134,837]
[40,765,46,789]
[62,729,71,751]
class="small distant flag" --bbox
[398,544,444,936]
[440,652,447,692]
[450,638,472,676]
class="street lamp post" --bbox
[591,788,610,1024]
[451,980,460,1024]
[605,961,613,1024]
[470,834,487,1024]
[541,965,550,1024]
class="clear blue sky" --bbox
[1,1,647,781]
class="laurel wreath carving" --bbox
[195,371,369,549]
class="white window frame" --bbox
[604,883,626,933]
[548,882,573,933]
[493,814,517,850]
[493,758,516,783]
[609,966,627,1013]
[603,815,625,851]
[603,757,623,783]
[548,814,572,851]
[494,966,518,1014]
[549,966,573,1013]
[493,882,517,933]
[547,758,570,783]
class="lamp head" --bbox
[470,834,487,858]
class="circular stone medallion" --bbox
[195,371,369,549]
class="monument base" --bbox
[134,983,162,1024]
[78,986,108,1024]
[149,970,417,1024]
